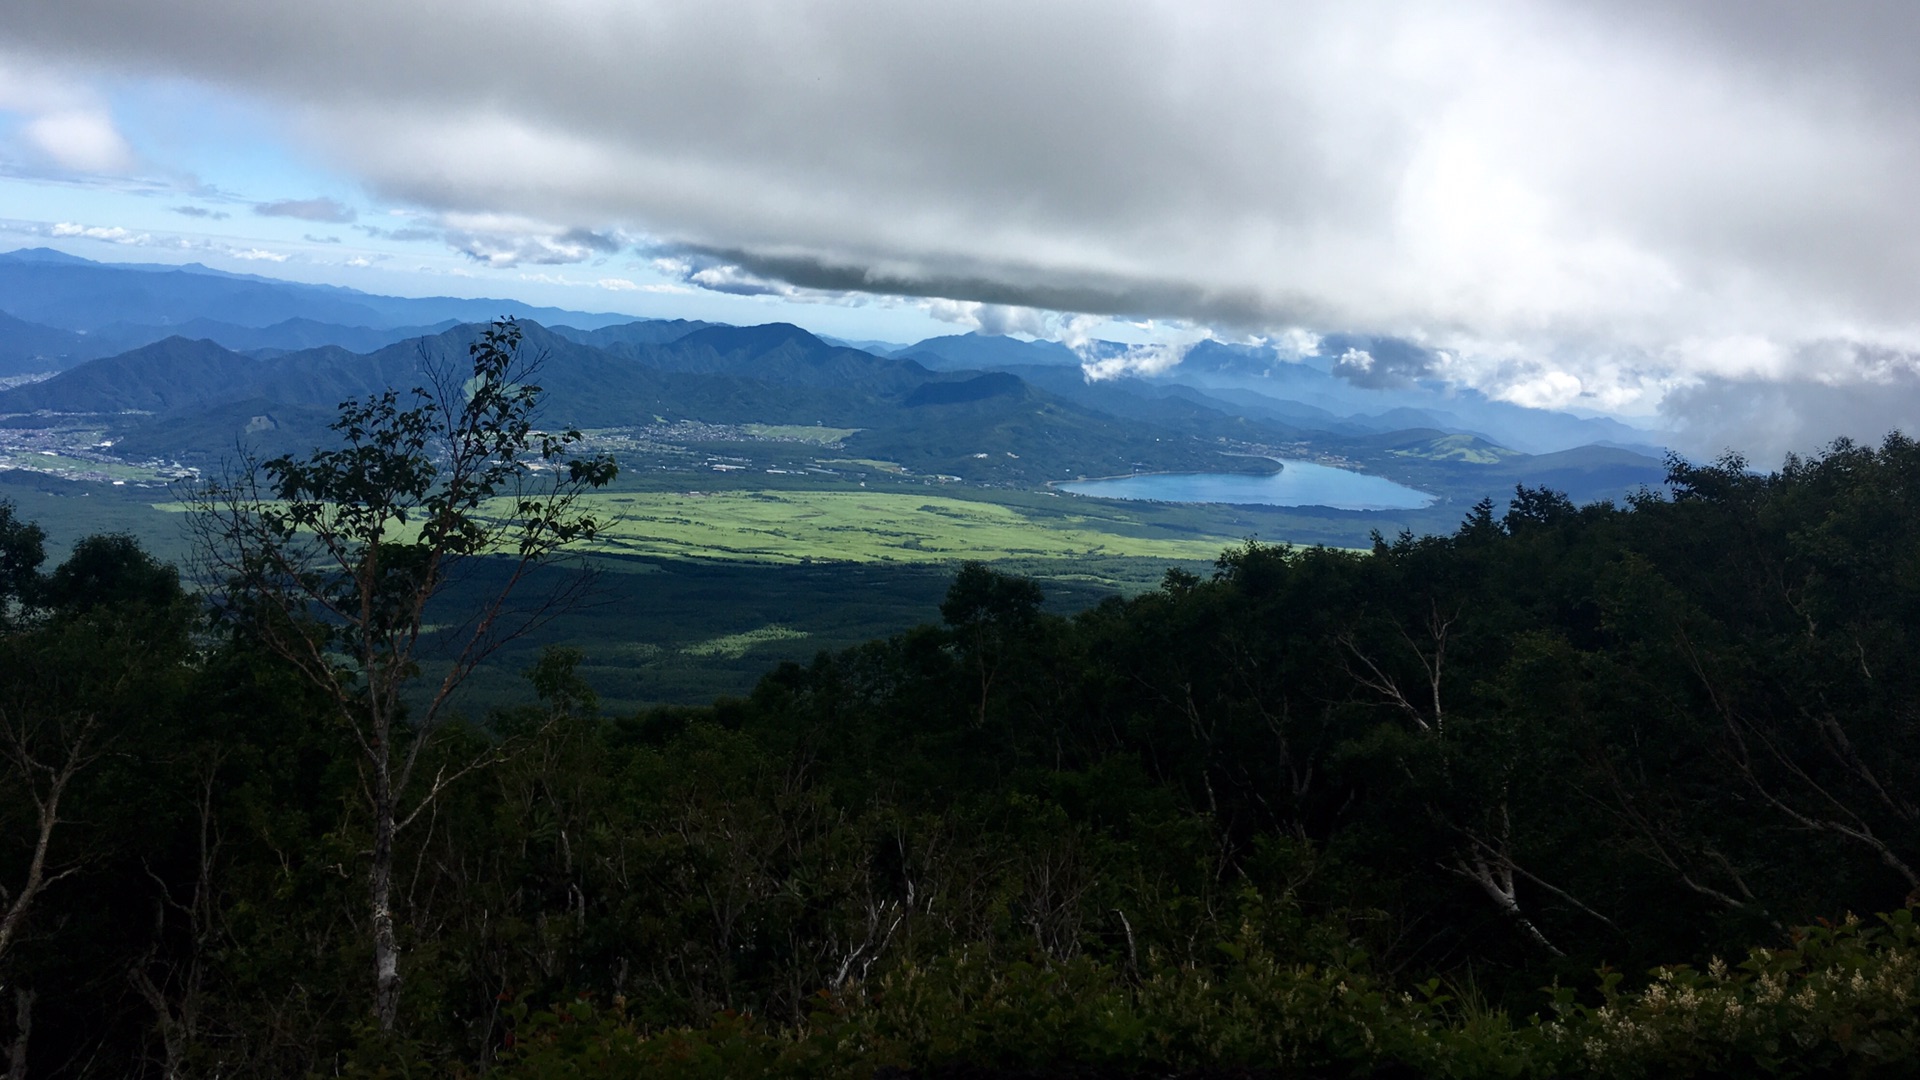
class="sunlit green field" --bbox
[738,423,859,444]
[148,485,1253,569]
[4,468,1355,707]
[574,489,1243,564]
[0,453,176,483]
[680,623,810,658]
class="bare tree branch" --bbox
[0,710,100,965]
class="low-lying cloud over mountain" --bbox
[6,1,1920,459]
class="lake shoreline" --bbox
[1046,453,1284,489]
[1054,459,1437,512]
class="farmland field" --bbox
[1,466,1404,708]
[574,489,1245,565]
[737,423,860,444]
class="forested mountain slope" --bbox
[4,435,1918,1077]
[0,320,1280,484]
[0,310,100,376]
[1,315,1673,507]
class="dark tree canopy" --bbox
[38,533,184,614]
[0,500,45,626]
[6,435,1920,1078]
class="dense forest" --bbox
[4,350,1920,1075]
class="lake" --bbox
[1059,460,1436,511]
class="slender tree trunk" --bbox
[130,759,222,1080]
[371,744,401,1031]
[0,716,91,966]
[1456,850,1563,957]
[974,654,993,729]
[5,987,32,1080]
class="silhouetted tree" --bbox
[188,319,616,1031]
[0,501,44,631]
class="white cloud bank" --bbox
[0,55,136,173]
[8,1,1920,455]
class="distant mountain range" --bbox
[898,333,1661,457]
[0,246,637,375]
[0,248,1670,504]
[0,321,1284,486]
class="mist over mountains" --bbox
[0,249,1669,506]
[895,334,1657,457]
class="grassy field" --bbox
[142,487,1252,572]
[0,452,178,483]
[1,467,1397,709]
[681,623,811,658]
[739,424,859,444]
[575,489,1245,565]
[0,470,197,563]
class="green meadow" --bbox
[679,622,810,658]
[574,489,1244,564]
[147,487,1248,566]
[4,467,1395,707]
[0,450,177,483]
[737,423,860,444]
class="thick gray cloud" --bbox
[9,0,1920,433]
[1662,343,1920,463]
[1328,338,1439,390]
[448,225,624,268]
[255,197,356,223]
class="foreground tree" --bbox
[0,531,193,1078]
[0,501,43,632]
[188,319,616,1031]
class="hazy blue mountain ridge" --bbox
[893,332,1081,370]
[901,371,1029,407]
[0,319,1301,485]
[0,252,1670,502]
[89,316,467,355]
[547,319,720,348]
[0,247,636,331]
[606,322,939,396]
[987,365,1303,433]
[0,248,1661,457]
[0,306,473,375]
[880,332,1661,457]
[0,336,281,414]
[1163,339,1655,454]
[0,310,103,375]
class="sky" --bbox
[4,1,1920,459]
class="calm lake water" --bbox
[1060,460,1436,511]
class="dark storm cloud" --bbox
[677,245,1326,331]
[9,1,1920,420]
[558,228,621,254]
[1325,337,1440,390]
[1663,344,1920,463]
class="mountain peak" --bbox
[0,247,97,266]
[681,322,824,350]
[902,371,1029,407]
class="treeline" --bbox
[3,435,1920,1077]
